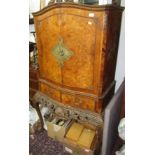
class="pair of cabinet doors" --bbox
[33,3,124,113]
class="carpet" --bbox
[29,130,70,155]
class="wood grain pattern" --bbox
[29,67,39,99]
[62,93,95,111]
[33,3,124,113]
[61,13,95,89]
[39,82,61,101]
[37,14,62,84]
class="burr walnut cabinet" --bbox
[33,3,124,114]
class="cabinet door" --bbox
[36,14,62,84]
[61,13,97,90]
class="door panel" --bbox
[37,15,62,84]
[61,14,96,90]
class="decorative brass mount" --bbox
[52,37,74,67]
[33,91,104,126]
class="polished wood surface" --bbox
[29,67,39,99]
[33,3,124,113]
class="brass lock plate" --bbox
[52,37,74,67]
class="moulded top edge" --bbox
[33,2,124,16]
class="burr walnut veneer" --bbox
[33,3,124,114]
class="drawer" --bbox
[61,93,75,107]
[62,93,95,112]
[39,82,61,102]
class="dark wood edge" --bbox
[29,78,39,83]
[98,81,115,99]
[39,78,115,100]
[30,87,38,92]
[29,67,39,72]
[33,3,124,16]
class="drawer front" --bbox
[39,82,61,102]
[62,93,95,112]
[61,93,75,107]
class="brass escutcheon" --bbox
[51,36,74,67]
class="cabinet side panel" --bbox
[104,10,123,92]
